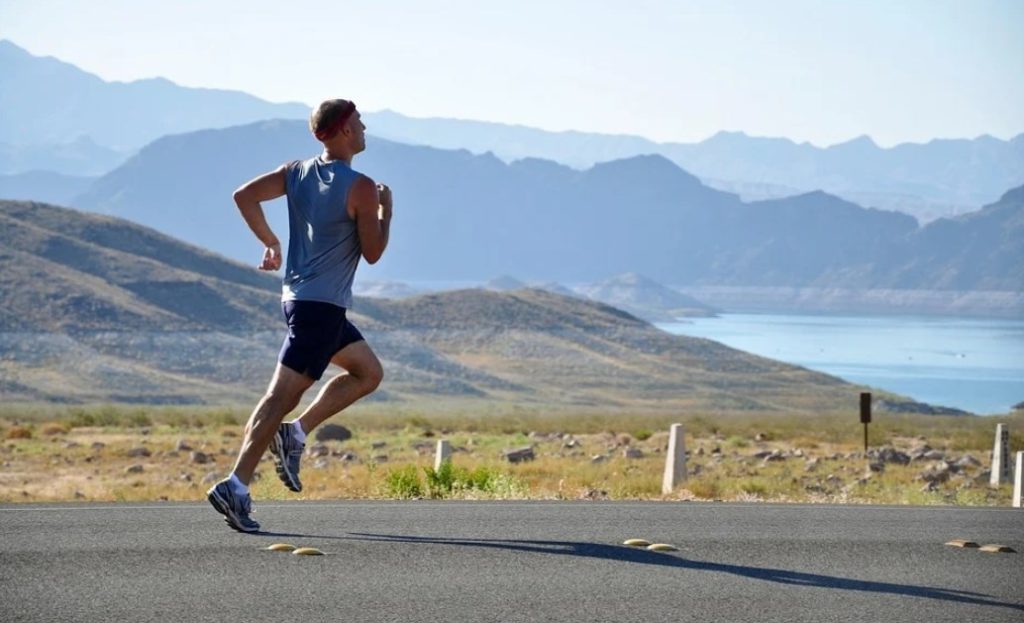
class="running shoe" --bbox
[206,480,260,533]
[270,422,305,492]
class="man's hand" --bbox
[259,242,282,271]
[377,183,393,221]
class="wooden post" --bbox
[1013,451,1022,508]
[662,424,686,495]
[860,392,872,454]
[434,439,451,472]
[990,424,1010,486]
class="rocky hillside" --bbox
[0,200,870,410]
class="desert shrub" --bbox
[5,425,32,439]
[632,429,653,441]
[420,463,526,499]
[686,477,721,499]
[383,465,423,499]
[40,422,69,436]
[424,461,456,497]
[726,435,749,449]
[738,480,767,495]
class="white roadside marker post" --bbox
[662,423,687,495]
[434,439,452,472]
[1013,451,1023,509]
[990,424,1010,487]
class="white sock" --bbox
[291,420,307,444]
[228,473,249,495]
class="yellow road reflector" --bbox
[979,544,1016,553]
[292,547,325,556]
[646,543,679,552]
[944,540,980,548]
[266,543,297,552]
[623,539,651,547]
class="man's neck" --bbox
[321,147,353,164]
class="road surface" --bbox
[1,501,1022,622]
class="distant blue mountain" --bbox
[0,40,307,155]
[0,136,128,176]
[0,170,96,205]
[364,110,1024,221]
[69,119,1022,292]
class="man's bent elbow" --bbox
[232,188,248,210]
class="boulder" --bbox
[956,454,981,468]
[917,463,952,483]
[126,447,151,458]
[190,451,212,465]
[503,447,535,463]
[124,464,144,474]
[871,447,910,465]
[314,424,352,443]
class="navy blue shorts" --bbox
[278,300,365,381]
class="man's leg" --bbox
[293,340,384,435]
[232,363,314,484]
[208,363,313,531]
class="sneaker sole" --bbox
[207,488,260,533]
[271,430,303,493]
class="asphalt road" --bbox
[1,501,1022,622]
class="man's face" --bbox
[347,111,366,153]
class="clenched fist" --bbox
[377,183,393,221]
[259,242,282,271]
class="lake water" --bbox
[657,314,1024,415]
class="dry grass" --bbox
[0,404,1021,505]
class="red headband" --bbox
[314,101,356,141]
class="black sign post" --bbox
[860,392,872,454]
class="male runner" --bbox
[207,99,391,532]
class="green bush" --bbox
[632,429,653,441]
[424,461,456,497]
[726,435,749,448]
[420,463,526,499]
[383,465,423,499]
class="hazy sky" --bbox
[1,0,1021,147]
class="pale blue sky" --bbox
[1,0,1021,147]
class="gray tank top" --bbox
[281,156,363,308]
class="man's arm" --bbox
[348,175,392,264]
[233,164,288,271]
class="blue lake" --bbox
[657,314,1024,415]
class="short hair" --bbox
[310,99,356,141]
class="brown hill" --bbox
[0,200,865,410]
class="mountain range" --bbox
[1,199,873,411]
[3,40,1022,225]
[365,110,1024,222]
[67,120,1023,302]
[0,40,307,168]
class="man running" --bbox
[207,99,391,532]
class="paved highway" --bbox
[1,501,1022,622]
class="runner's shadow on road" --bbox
[306,532,1020,612]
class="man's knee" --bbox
[362,361,384,394]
